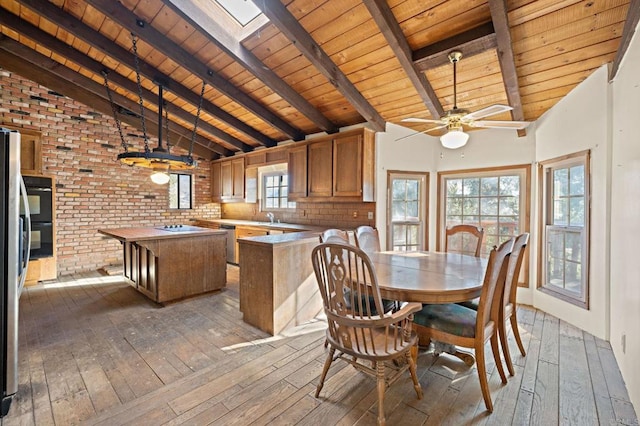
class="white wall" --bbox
[610,21,640,412]
[534,65,611,339]
[375,123,438,250]
[375,123,536,274]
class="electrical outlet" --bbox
[352,211,358,218]
[622,334,626,354]
[367,211,374,220]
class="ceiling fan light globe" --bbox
[440,129,469,149]
[150,171,171,184]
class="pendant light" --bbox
[102,30,205,184]
[441,51,469,149]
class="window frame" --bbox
[537,150,590,309]
[260,170,295,212]
[437,164,531,286]
[169,173,192,210]
[386,170,429,251]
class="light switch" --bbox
[367,212,374,220]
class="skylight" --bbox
[215,0,262,27]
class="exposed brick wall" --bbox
[1,70,221,276]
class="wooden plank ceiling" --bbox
[0,0,635,159]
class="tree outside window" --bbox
[169,173,192,209]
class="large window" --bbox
[262,171,295,210]
[439,166,530,259]
[388,171,428,251]
[539,151,590,308]
[169,173,192,209]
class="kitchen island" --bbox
[238,231,323,335]
[99,226,227,303]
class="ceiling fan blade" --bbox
[470,120,531,130]
[394,124,448,141]
[401,117,444,124]
[462,104,513,121]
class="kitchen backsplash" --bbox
[222,201,375,228]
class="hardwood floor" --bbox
[3,265,637,425]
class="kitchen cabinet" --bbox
[287,145,307,199]
[307,140,333,197]
[235,225,268,264]
[211,161,222,202]
[20,130,43,175]
[211,157,245,202]
[288,128,375,202]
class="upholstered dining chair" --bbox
[460,233,530,376]
[354,225,381,256]
[311,242,423,425]
[445,224,485,257]
[412,237,515,413]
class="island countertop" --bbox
[98,225,225,242]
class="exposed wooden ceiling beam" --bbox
[363,0,444,119]
[162,0,339,135]
[16,0,276,148]
[86,0,304,142]
[413,23,497,71]
[609,0,640,81]
[0,39,221,159]
[488,0,526,135]
[254,0,386,132]
[0,9,250,155]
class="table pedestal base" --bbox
[432,341,475,366]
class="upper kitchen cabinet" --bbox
[211,157,245,203]
[307,140,333,198]
[287,145,308,199]
[7,127,42,175]
[211,161,222,202]
[289,128,375,202]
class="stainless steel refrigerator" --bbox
[0,128,30,416]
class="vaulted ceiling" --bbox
[0,0,637,160]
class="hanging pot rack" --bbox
[102,30,205,178]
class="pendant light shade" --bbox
[440,124,469,149]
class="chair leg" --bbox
[405,350,423,399]
[499,318,515,376]
[376,361,386,426]
[475,344,493,413]
[491,333,507,384]
[511,314,527,356]
[315,347,335,398]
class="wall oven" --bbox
[29,222,53,259]
[20,176,53,223]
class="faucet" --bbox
[266,212,275,224]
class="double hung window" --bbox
[539,151,590,308]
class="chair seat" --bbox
[413,304,477,338]
[457,297,479,310]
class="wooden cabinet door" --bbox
[245,167,258,203]
[18,129,42,175]
[221,161,233,198]
[231,158,245,199]
[211,161,222,202]
[333,134,362,197]
[307,140,333,197]
[287,145,308,199]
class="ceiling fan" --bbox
[400,50,530,149]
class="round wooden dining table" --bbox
[367,250,488,304]
[367,250,488,366]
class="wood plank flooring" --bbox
[2,266,637,425]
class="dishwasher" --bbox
[219,224,236,264]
